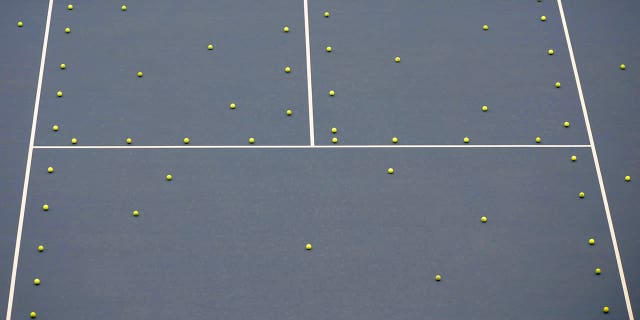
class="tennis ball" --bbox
[38,245,44,252]
[60,63,66,69]
[67,4,73,10]
[249,137,255,144]
[65,27,71,33]
[34,278,41,285]
[331,137,338,144]
[137,71,143,77]
[571,155,577,161]
[482,105,488,112]
[286,109,293,116]
[463,137,470,143]
[563,121,570,127]
[329,90,335,96]
[229,103,236,109]
[435,275,442,281]
[183,137,190,144]
[42,204,49,211]
[132,210,139,217]
[52,125,59,131]
[30,311,36,318]
[324,11,330,17]
[540,15,547,21]
[126,137,132,144]
[387,168,394,174]
[595,268,601,275]
[326,46,332,52]
[57,91,63,97]
[392,137,398,144]
[207,44,213,50]
[579,192,585,198]
[166,174,172,181]
[548,49,554,55]
[47,167,54,173]
[121,5,127,11]
[17,21,23,27]
[603,306,609,313]
[71,138,77,144]
[305,243,313,250]
[481,216,488,223]
[535,137,542,143]
[394,56,401,63]
[482,25,489,30]
[625,175,631,182]
[555,82,561,88]
[283,26,289,32]
[331,127,337,134]
[620,64,626,70]
[285,66,291,73]
[588,238,595,245]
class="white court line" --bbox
[33,144,591,149]
[557,1,634,319]
[303,0,315,146]
[6,0,55,319]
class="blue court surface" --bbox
[1,1,639,319]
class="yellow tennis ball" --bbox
[571,155,577,161]
[64,27,71,33]
[595,268,601,275]
[121,5,127,11]
[47,167,54,173]
[137,71,143,77]
[229,103,236,109]
[57,90,63,97]
[132,210,139,217]
[588,238,595,245]
[60,63,66,69]
[555,82,561,88]
[126,137,132,144]
[38,245,44,252]
[540,15,547,21]
[284,66,291,73]
[548,49,554,55]
[387,168,394,174]
[30,311,37,318]
[249,137,255,144]
[324,11,330,17]
[306,243,313,250]
[67,4,74,10]
[435,275,441,281]
[463,137,470,143]
[535,137,542,143]
[42,204,49,211]
[625,175,631,182]
[579,192,585,198]
[603,306,609,313]
[166,174,173,181]
[620,64,626,70]
[481,216,488,223]
[34,278,41,285]
[183,137,190,144]
[52,125,59,131]
[331,137,338,144]
[283,26,289,32]
[331,127,337,134]
[482,105,488,112]
[482,25,489,30]
[329,90,335,96]
[563,121,570,127]
[17,21,24,27]
[392,137,398,144]
[207,44,213,50]
[394,56,401,63]
[286,109,293,116]
[326,46,332,52]
[71,138,78,144]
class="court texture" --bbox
[1,0,639,319]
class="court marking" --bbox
[303,0,315,146]
[33,144,591,149]
[557,0,634,319]
[6,0,55,319]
